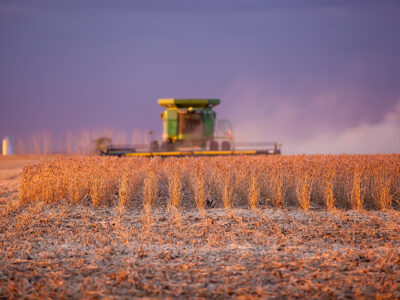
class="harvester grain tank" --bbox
[101,99,280,157]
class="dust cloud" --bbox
[286,102,400,154]
[221,78,400,154]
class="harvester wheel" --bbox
[221,141,231,151]
[209,141,219,151]
[161,141,172,151]
[150,141,159,152]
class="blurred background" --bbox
[1,0,399,154]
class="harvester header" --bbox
[100,98,281,157]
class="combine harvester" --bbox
[101,99,280,157]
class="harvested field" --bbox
[1,155,400,298]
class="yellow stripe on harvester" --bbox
[192,150,257,155]
[125,152,152,157]
[152,152,192,156]
[234,150,257,155]
[124,150,258,157]
[125,151,192,157]
[193,150,233,155]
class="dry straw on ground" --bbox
[1,203,400,298]
[18,154,400,211]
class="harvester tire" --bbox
[209,141,219,151]
[221,141,231,151]
[161,142,172,151]
[150,141,159,152]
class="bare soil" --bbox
[0,155,45,188]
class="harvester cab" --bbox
[101,98,281,157]
[157,98,232,151]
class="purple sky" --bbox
[1,0,400,153]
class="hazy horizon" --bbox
[1,0,400,154]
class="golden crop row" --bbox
[19,155,400,211]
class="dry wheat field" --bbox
[1,154,400,298]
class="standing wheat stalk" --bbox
[373,165,392,210]
[271,172,284,208]
[191,161,207,216]
[221,167,235,211]
[168,168,182,211]
[378,177,392,210]
[323,168,336,211]
[351,170,363,210]
[143,159,160,227]
[248,173,259,210]
[296,173,312,211]
[118,170,130,209]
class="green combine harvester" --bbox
[101,99,281,157]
